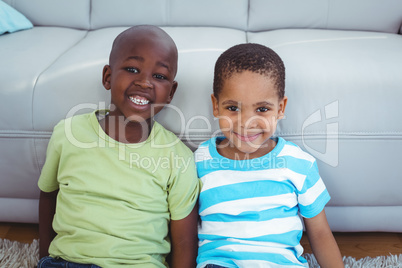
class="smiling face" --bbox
[102,26,178,123]
[212,71,287,160]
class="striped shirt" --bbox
[195,137,330,268]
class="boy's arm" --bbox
[169,203,199,268]
[39,190,58,259]
[304,210,344,268]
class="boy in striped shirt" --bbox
[195,43,343,268]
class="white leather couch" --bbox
[1,0,401,232]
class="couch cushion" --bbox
[326,206,402,232]
[156,27,247,149]
[248,29,402,136]
[0,138,42,199]
[168,0,248,30]
[0,27,87,131]
[2,0,90,29]
[248,29,402,207]
[0,198,39,223]
[90,0,166,29]
[249,0,329,31]
[90,0,248,30]
[32,27,118,131]
[249,0,402,33]
[32,27,247,144]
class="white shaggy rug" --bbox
[0,239,39,268]
[1,238,402,267]
[304,253,402,267]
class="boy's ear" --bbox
[102,65,112,90]
[211,94,219,118]
[166,81,178,104]
[277,96,288,120]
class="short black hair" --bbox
[213,43,285,99]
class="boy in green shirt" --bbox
[38,25,200,268]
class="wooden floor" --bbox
[301,232,402,259]
[1,222,401,260]
[0,223,39,244]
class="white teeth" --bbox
[129,96,149,105]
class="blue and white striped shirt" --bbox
[195,137,330,268]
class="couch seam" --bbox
[270,35,387,49]
[276,131,402,135]
[0,130,51,133]
[89,0,93,30]
[32,138,41,177]
[178,133,402,138]
[325,0,331,29]
[0,132,52,138]
[166,0,170,26]
[30,31,90,131]
[246,0,250,33]
[3,131,402,135]
[1,130,401,135]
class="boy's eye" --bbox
[227,106,239,112]
[257,107,269,112]
[154,74,167,80]
[126,67,138,73]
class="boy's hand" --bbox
[169,204,198,268]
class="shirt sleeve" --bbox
[167,146,201,221]
[37,126,62,193]
[298,161,331,218]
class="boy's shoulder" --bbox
[195,137,215,151]
[50,111,94,141]
[197,137,215,149]
[152,120,193,155]
[277,137,316,164]
[53,111,92,129]
[193,137,217,163]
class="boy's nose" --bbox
[134,75,152,89]
[240,112,258,129]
